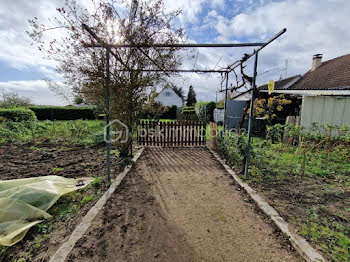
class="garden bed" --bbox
[0,143,122,262]
[217,133,350,262]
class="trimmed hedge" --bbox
[28,106,97,120]
[181,106,195,114]
[0,108,37,122]
[179,106,198,121]
[195,101,216,122]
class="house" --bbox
[260,54,350,131]
[154,86,184,108]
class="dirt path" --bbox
[68,148,302,262]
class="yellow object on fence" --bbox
[0,175,92,246]
[268,80,275,94]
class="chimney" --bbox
[311,54,322,71]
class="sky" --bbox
[0,0,350,105]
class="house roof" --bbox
[258,75,302,90]
[290,54,350,90]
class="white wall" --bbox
[154,87,183,108]
[301,96,350,132]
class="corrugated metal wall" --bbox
[301,96,350,131]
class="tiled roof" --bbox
[291,54,350,90]
[258,75,301,90]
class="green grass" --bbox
[300,207,350,262]
[0,120,105,144]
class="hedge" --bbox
[0,108,37,122]
[195,101,216,122]
[28,106,97,120]
[181,106,195,113]
[160,105,177,119]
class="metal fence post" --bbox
[244,52,259,177]
[105,48,111,183]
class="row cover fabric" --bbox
[0,175,92,246]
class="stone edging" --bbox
[209,148,326,262]
[49,147,145,262]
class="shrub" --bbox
[179,106,197,121]
[28,106,97,120]
[0,108,37,122]
[266,124,284,143]
[160,105,177,119]
[195,101,216,123]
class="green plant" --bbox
[0,245,7,261]
[252,94,291,125]
[91,177,102,188]
[186,85,197,106]
[0,108,37,122]
[28,106,97,120]
[0,120,104,144]
[51,167,64,173]
[266,124,284,143]
[195,101,216,123]
[80,194,94,205]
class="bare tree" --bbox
[0,90,31,107]
[28,0,185,156]
[44,79,73,104]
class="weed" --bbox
[80,194,94,205]
[110,149,119,156]
[29,146,42,151]
[49,194,78,222]
[91,177,102,188]
[33,234,49,248]
[36,223,53,235]
[51,167,64,173]
[0,246,7,262]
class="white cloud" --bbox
[213,0,350,84]
[0,0,62,70]
[165,0,206,23]
[0,80,65,106]
[1,0,350,104]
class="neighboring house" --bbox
[260,54,350,131]
[154,86,184,108]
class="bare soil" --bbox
[0,143,122,262]
[69,147,302,262]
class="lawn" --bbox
[216,130,350,262]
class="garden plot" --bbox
[0,143,122,262]
[217,132,350,262]
[68,148,302,262]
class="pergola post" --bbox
[105,48,111,183]
[223,72,229,131]
[244,52,259,177]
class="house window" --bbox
[165,92,171,96]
